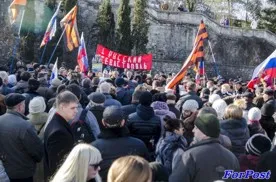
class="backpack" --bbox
[71,109,95,143]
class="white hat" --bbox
[248,107,261,121]
[29,97,46,114]
[182,99,199,112]
[209,94,221,104]
[212,99,227,120]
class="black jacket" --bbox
[221,118,250,157]
[175,91,203,112]
[168,104,181,119]
[89,105,105,131]
[256,147,276,182]
[260,115,276,140]
[23,90,41,115]
[92,127,149,182]
[43,113,75,181]
[127,104,161,154]
[121,103,139,119]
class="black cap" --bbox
[5,93,25,107]
[103,106,124,128]
[264,88,274,96]
[88,92,105,104]
[243,92,254,99]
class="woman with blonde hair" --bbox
[108,156,152,182]
[221,104,250,157]
[51,144,102,182]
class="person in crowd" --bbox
[255,143,276,182]
[27,96,48,139]
[199,88,210,105]
[121,86,146,118]
[58,67,68,83]
[243,92,256,111]
[91,77,100,92]
[82,78,94,96]
[180,99,198,144]
[166,93,180,119]
[149,162,169,182]
[239,134,271,182]
[253,87,264,109]
[247,107,266,136]
[176,81,203,111]
[260,88,276,140]
[23,78,41,115]
[51,143,102,182]
[155,116,187,174]
[170,113,240,181]
[212,99,228,120]
[0,160,9,182]
[48,78,62,98]
[44,91,79,181]
[221,83,232,97]
[221,104,250,157]
[233,98,248,120]
[233,81,243,95]
[92,106,149,181]
[13,71,31,93]
[115,77,132,105]
[46,84,66,112]
[36,72,51,101]
[66,84,100,140]
[128,91,161,160]
[0,93,43,182]
[0,71,14,95]
[107,156,151,182]
[207,93,221,106]
[87,92,106,130]
[7,74,17,88]
[99,82,122,107]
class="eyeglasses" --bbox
[90,162,101,169]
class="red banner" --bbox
[95,44,152,70]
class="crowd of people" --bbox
[0,61,275,182]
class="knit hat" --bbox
[103,106,124,128]
[8,74,17,86]
[182,99,199,112]
[88,92,105,104]
[261,103,275,117]
[115,77,126,87]
[151,101,169,111]
[51,78,62,88]
[212,99,228,120]
[209,94,221,104]
[29,97,46,113]
[248,107,261,121]
[4,93,25,107]
[195,113,220,138]
[245,134,271,156]
[139,91,153,106]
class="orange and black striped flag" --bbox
[165,20,208,90]
[8,0,27,24]
[60,5,80,51]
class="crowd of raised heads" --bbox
[0,61,275,182]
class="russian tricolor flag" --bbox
[50,58,58,82]
[77,32,89,73]
[248,49,276,89]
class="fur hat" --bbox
[245,134,271,156]
[29,97,46,113]
[51,78,62,88]
[248,107,261,121]
[182,99,199,112]
[195,113,220,138]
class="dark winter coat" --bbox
[169,138,240,182]
[239,154,259,182]
[121,103,139,119]
[168,104,181,119]
[92,127,149,182]
[37,86,55,102]
[127,104,161,154]
[88,105,105,131]
[103,93,122,107]
[221,118,250,157]
[116,87,132,105]
[259,115,276,140]
[248,122,266,137]
[23,90,41,115]
[0,110,43,179]
[12,80,28,93]
[175,91,203,112]
[255,147,276,182]
[156,132,187,174]
[0,85,14,95]
[43,113,75,181]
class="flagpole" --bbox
[47,26,67,67]
[39,43,48,65]
[208,40,220,76]
[10,9,26,74]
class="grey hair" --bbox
[100,82,111,94]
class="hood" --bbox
[151,101,169,111]
[136,104,155,120]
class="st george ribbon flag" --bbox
[8,0,27,24]
[40,1,61,48]
[247,49,276,89]
[60,5,80,51]
[77,32,89,73]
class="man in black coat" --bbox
[121,88,143,119]
[44,91,79,181]
[92,106,149,182]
